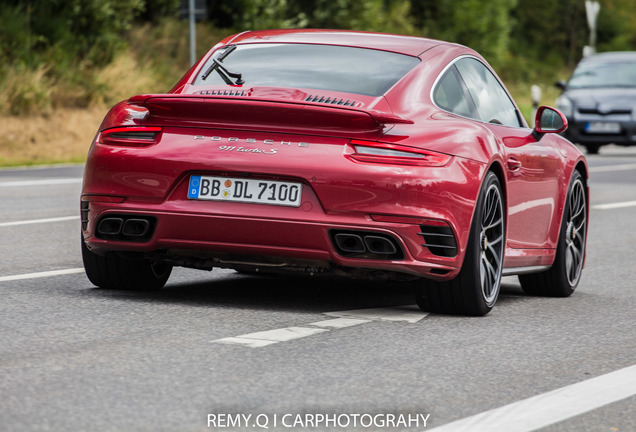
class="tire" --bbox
[81,236,172,291]
[519,170,586,297]
[585,143,600,155]
[415,171,505,316]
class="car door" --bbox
[490,126,562,249]
[453,57,562,249]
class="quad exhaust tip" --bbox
[334,233,366,254]
[364,235,398,255]
[96,215,155,241]
[331,230,403,259]
[97,217,124,235]
[122,218,151,237]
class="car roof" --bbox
[225,29,450,57]
[579,51,636,64]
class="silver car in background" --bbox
[556,51,636,154]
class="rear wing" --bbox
[106,93,412,139]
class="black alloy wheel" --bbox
[520,170,587,296]
[416,171,505,316]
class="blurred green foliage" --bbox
[1,0,635,115]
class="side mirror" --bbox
[533,106,568,140]
[555,80,567,91]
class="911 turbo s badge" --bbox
[218,145,278,155]
[194,135,309,155]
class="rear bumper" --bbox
[82,201,463,281]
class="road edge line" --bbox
[0,268,85,282]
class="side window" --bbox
[433,66,474,118]
[455,57,522,127]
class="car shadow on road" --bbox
[80,271,414,313]
[77,270,531,316]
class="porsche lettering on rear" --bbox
[194,135,310,148]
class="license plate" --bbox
[187,175,302,207]
[585,122,621,134]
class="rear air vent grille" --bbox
[195,89,247,96]
[418,225,457,257]
[81,201,89,231]
[305,95,358,107]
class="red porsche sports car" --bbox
[81,29,589,316]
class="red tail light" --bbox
[98,127,162,147]
[346,140,452,167]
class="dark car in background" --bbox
[556,51,636,154]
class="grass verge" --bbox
[0,108,106,167]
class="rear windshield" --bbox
[192,43,420,96]
[568,60,636,89]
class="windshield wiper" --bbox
[200,45,244,85]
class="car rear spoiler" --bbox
[122,94,412,139]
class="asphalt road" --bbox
[1,146,635,432]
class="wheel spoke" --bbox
[565,247,574,274]
[481,254,489,291]
[567,244,581,283]
[569,243,582,267]
[572,184,581,208]
[570,185,585,221]
[488,197,499,226]
[483,216,503,231]
[574,217,586,233]
[483,191,496,227]
[482,256,497,299]
[486,233,504,247]
[483,196,492,226]
[574,231,585,248]
[486,243,502,267]
[571,202,584,220]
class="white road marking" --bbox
[592,200,636,210]
[589,163,636,173]
[212,306,428,348]
[214,327,330,348]
[310,317,372,328]
[0,268,84,282]
[0,178,82,187]
[428,364,636,432]
[213,337,276,348]
[325,304,428,323]
[0,215,79,227]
